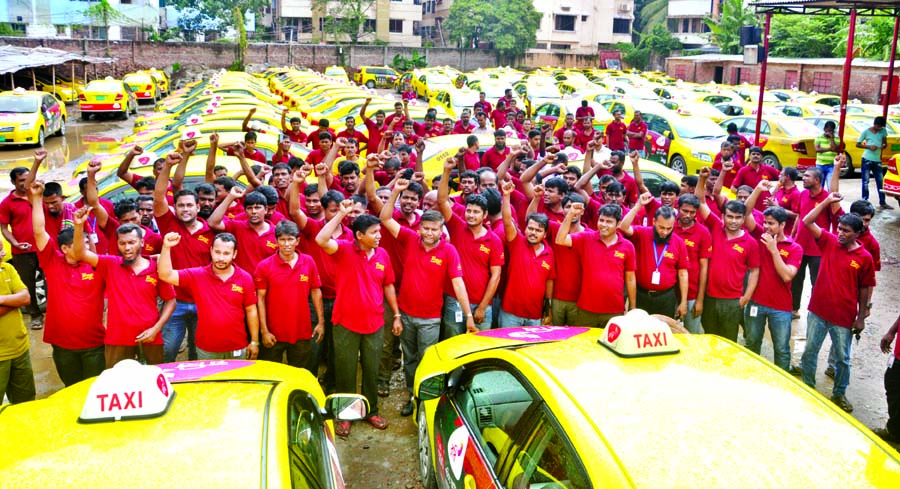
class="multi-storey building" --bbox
[1,0,160,40]
[278,0,422,46]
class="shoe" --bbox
[880,203,894,210]
[874,427,899,444]
[830,395,854,413]
[791,311,800,320]
[825,367,835,379]
[401,400,415,417]
[334,421,351,437]
[30,316,43,330]
[377,382,390,397]
[392,359,402,371]
[788,365,803,377]
[367,415,389,430]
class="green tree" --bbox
[312,0,376,45]
[83,0,136,55]
[169,0,268,70]
[615,24,681,70]
[704,0,758,54]
[446,0,541,61]
[854,17,895,60]
[768,16,846,58]
[637,0,669,40]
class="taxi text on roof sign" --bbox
[78,360,176,424]
[598,309,681,358]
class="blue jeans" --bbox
[817,164,835,189]
[683,299,703,334]
[163,300,198,362]
[399,313,441,392]
[442,294,492,338]
[744,302,792,371]
[801,311,853,396]
[861,158,887,206]
[498,309,541,328]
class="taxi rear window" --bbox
[87,81,122,92]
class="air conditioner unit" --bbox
[618,3,632,13]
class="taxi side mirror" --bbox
[324,394,368,421]
[663,130,672,139]
[417,373,447,401]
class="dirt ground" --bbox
[3,106,899,487]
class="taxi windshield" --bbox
[0,96,38,113]
[672,116,728,139]
[778,119,819,138]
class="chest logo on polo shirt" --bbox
[850,260,860,270]
[375,262,385,271]
[614,251,626,260]
[663,251,674,260]
[81,272,94,281]
[541,261,550,270]
[732,244,745,254]
[197,235,210,244]
[145,276,158,286]
[299,274,309,282]
[780,249,790,258]
[231,284,244,293]
[684,239,695,248]
[430,256,443,266]
[266,241,277,249]
[781,198,789,203]
[479,244,491,255]
[144,244,153,251]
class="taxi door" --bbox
[431,363,540,489]
[41,94,63,134]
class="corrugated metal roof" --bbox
[666,53,894,68]
[0,45,115,75]
[752,0,900,13]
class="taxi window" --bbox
[505,407,591,489]
[452,366,537,469]
[781,106,803,117]
[288,392,329,489]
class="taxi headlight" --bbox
[19,122,34,131]
[692,151,712,162]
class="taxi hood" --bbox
[431,326,593,362]
[0,112,35,123]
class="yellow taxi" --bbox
[659,99,728,123]
[532,98,613,132]
[323,65,350,83]
[886,153,900,205]
[641,110,728,175]
[773,102,822,118]
[805,115,900,177]
[0,88,67,146]
[353,66,400,89]
[412,71,457,99]
[599,98,671,121]
[413,311,900,488]
[429,89,481,119]
[0,360,365,488]
[795,94,843,109]
[145,68,170,96]
[33,74,81,104]
[79,77,138,121]
[720,115,820,170]
[123,71,162,103]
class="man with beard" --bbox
[438,158,504,335]
[381,180,472,417]
[574,117,597,152]
[73,210,176,368]
[673,194,712,334]
[731,146,780,212]
[452,170,481,209]
[499,181,555,327]
[159,232,260,360]
[790,167,837,319]
[482,130,510,172]
[620,192,689,318]
[254,220,323,370]
[453,109,474,134]
[799,194,875,413]
[557,203,636,327]
[316,204,399,436]
[337,115,368,150]
[195,183,218,221]
[208,189,277,273]
[740,181,802,370]
[696,167,760,341]
[154,152,216,362]
[137,195,157,231]
[30,182,105,386]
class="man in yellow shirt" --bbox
[0,241,35,404]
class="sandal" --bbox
[334,421,351,437]
[377,382,390,397]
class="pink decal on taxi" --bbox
[158,360,253,382]
[476,326,590,342]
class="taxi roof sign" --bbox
[598,309,680,358]
[79,360,175,423]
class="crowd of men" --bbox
[0,92,897,443]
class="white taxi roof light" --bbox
[598,309,680,358]
[12,87,26,95]
[79,360,175,423]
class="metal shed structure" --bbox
[0,44,116,98]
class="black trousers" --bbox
[636,287,677,318]
[10,252,42,317]
[887,359,900,436]
[791,255,821,312]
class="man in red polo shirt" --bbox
[574,117,597,152]
[381,180,472,417]
[482,130,510,172]
[73,213,176,368]
[605,110,626,151]
[556,202,635,327]
[535,192,586,326]
[254,219,323,370]
[154,152,216,362]
[336,115,368,148]
[360,98,386,153]
[208,189,277,273]
[221,131,268,164]
[672,193,712,334]
[790,166,837,318]
[438,159,504,335]
[499,181,555,326]
[620,193,689,319]
[159,232,260,360]
[713,141,743,189]
[799,194,875,413]
[0,155,44,329]
[29,184,105,386]
[696,168,761,341]
[626,111,648,157]
[316,205,399,436]
[281,108,308,144]
[731,146,780,212]
[740,181,802,371]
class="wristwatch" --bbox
[250,341,259,347]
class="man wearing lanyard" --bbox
[620,192,689,318]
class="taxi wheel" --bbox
[417,402,438,489]
[670,154,687,174]
[81,112,89,121]
[56,119,66,137]
[365,81,375,89]
[37,128,45,147]
[762,152,782,170]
